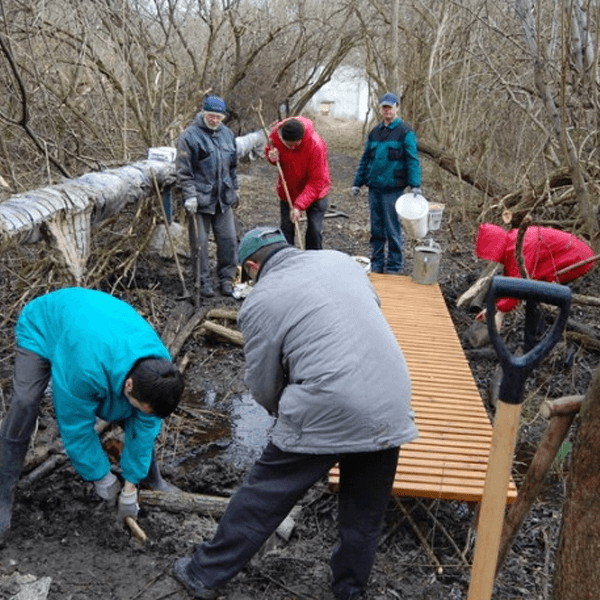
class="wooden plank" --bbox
[328,274,517,503]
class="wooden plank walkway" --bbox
[329,274,517,504]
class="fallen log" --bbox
[139,490,230,515]
[456,263,501,310]
[161,301,195,352]
[138,490,299,540]
[565,331,600,353]
[206,308,239,321]
[19,453,67,488]
[168,308,210,360]
[572,292,600,308]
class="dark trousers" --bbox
[189,442,399,600]
[280,196,329,250]
[189,205,237,285]
[368,189,403,273]
[0,347,50,444]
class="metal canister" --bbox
[411,238,442,284]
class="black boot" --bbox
[140,451,181,492]
[0,437,29,545]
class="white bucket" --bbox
[427,202,445,231]
[395,193,429,239]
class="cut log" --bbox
[539,395,584,419]
[201,321,244,346]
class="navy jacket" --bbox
[353,117,421,191]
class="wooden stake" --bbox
[495,411,576,573]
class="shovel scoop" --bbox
[467,276,571,600]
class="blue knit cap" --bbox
[203,96,227,114]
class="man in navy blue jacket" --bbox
[352,92,422,274]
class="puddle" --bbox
[222,393,274,469]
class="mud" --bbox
[0,116,598,599]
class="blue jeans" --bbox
[188,442,399,599]
[368,189,403,273]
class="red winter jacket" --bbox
[475,223,594,313]
[265,117,331,211]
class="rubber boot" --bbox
[140,452,181,492]
[0,437,29,545]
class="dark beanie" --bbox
[280,119,305,142]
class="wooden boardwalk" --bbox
[329,274,517,504]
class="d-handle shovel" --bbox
[467,276,571,600]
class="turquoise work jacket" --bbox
[15,288,171,483]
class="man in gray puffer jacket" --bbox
[176,96,239,297]
[174,227,418,600]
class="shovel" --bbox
[187,210,201,307]
[467,276,571,600]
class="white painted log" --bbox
[0,131,265,282]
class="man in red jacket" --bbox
[475,222,595,327]
[265,117,331,249]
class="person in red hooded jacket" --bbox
[265,117,331,249]
[475,222,595,327]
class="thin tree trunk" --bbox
[552,364,600,599]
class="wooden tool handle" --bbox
[125,516,148,544]
[467,401,522,600]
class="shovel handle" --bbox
[486,277,571,404]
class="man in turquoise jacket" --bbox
[0,288,184,544]
[352,92,422,274]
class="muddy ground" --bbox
[0,116,598,600]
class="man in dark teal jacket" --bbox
[352,92,422,274]
[0,288,184,545]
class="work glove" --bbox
[184,197,198,213]
[411,187,422,197]
[232,190,241,209]
[117,488,139,522]
[94,471,121,504]
[351,186,360,197]
[476,308,505,331]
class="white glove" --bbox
[184,197,198,213]
[412,187,422,197]
[94,471,121,502]
[351,186,360,197]
[117,488,139,522]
